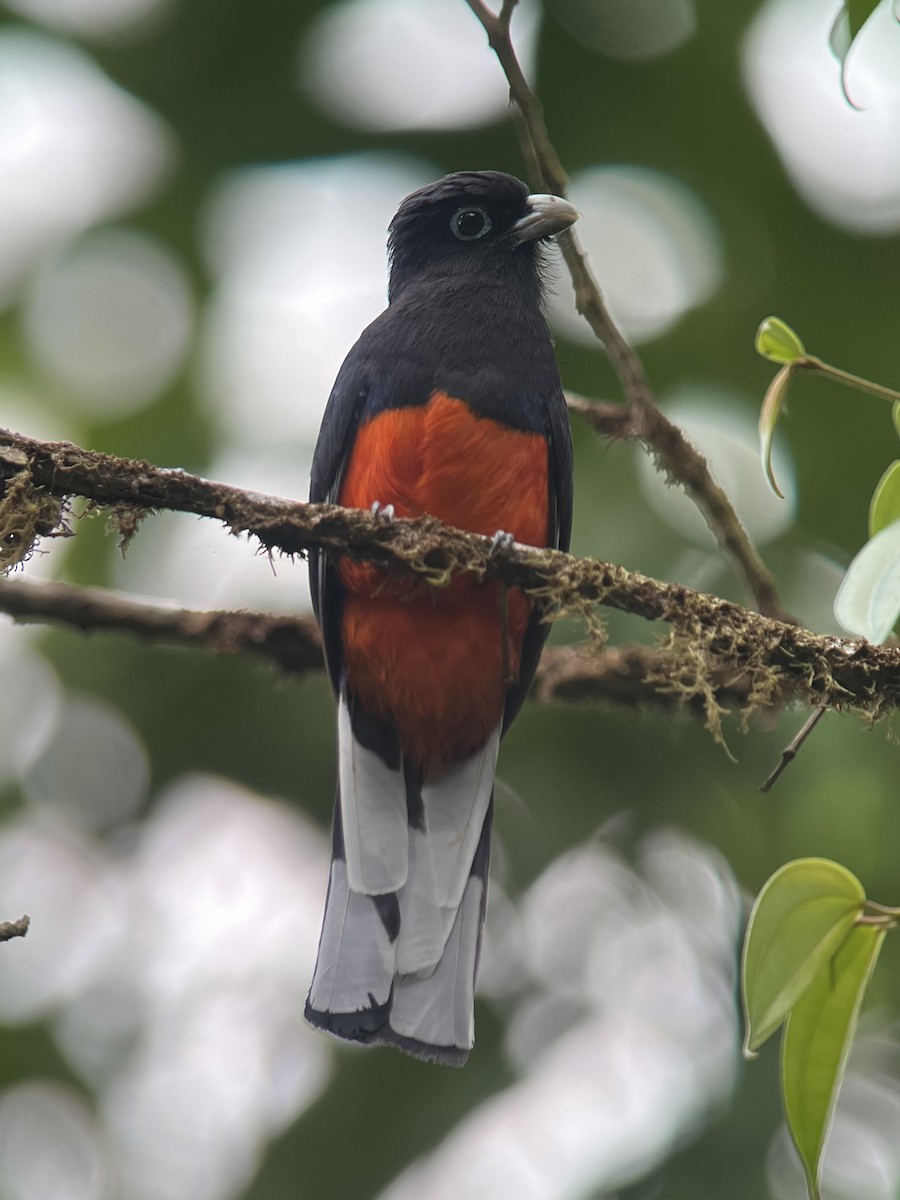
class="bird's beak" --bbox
[513,193,580,244]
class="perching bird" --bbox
[305,170,577,1065]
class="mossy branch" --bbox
[1,427,898,729]
[0,577,799,717]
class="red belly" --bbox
[337,391,549,769]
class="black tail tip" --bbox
[304,999,471,1067]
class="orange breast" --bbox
[337,391,549,770]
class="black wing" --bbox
[501,385,573,733]
[309,346,371,696]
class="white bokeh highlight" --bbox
[0,30,175,306]
[20,693,150,830]
[0,646,62,788]
[112,447,313,612]
[0,816,126,1022]
[199,154,432,449]
[637,386,796,549]
[0,1080,108,1200]
[777,548,846,634]
[379,831,740,1200]
[96,776,332,1200]
[22,229,194,417]
[550,0,696,61]
[550,166,724,346]
[2,0,171,40]
[743,0,900,233]
[0,382,79,444]
[300,0,541,131]
[0,774,333,1200]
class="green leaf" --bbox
[742,859,865,1055]
[893,400,900,442]
[869,460,900,537]
[782,922,885,1200]
[834,519,900,643]
[758,363,796,499]
[755,316,806,364]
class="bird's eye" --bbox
[451,207,492,241]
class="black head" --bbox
[386,171,577,304]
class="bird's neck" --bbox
[372,273,560,432]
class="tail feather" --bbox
[416,728,499,909]
[390,814,490,1054]
[395,825,453,976]
[338,690,408,894]
[306,699,497,1065]
[395,728,497,976]
[306,857,395,1019]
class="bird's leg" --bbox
[370,501,396,521]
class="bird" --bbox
[305,170,577,1066]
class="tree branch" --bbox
[0,916,29,943]
[464,1,789,624]
[0,577,798,717]
[528,642,799,715]
[0,577,324,676]
[2,427,898,727]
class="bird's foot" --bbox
[489,529,515,555]
[370,501,396,521]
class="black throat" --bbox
[355,254,559,434]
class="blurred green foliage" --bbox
[1,2,900,1199]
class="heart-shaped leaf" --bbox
[742,858,865,1055]
[756,316,806,365]
[782,922,885,1200]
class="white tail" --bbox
[305,691,498,1065]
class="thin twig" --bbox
[464,0,790,624]
[0,577,323,676]
[760,706,828,792]
[573,396,791,621]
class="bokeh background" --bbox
[0,0,899,1197]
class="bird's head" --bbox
[387,171,578,304]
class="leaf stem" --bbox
[803,357,900,405]
[864,902,900,926]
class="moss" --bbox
[0,455,65,574]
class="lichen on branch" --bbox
[1,426,897,727]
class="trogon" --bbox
[305,171,578,1065]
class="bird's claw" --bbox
[370,501,396,521]
[489,530,515,555]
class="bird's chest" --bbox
[335,389,549,765]
[337,390,549,559]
